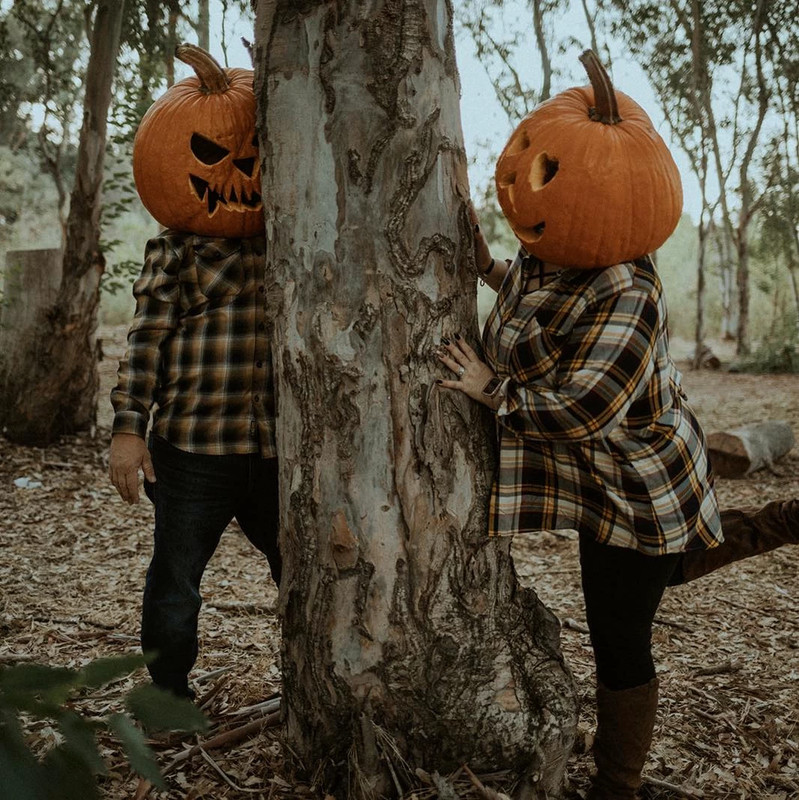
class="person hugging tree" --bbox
[437,50,798,799]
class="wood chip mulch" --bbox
[1,331,797,799]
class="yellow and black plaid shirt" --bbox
[482,251,722,555]
[111,231,276,458]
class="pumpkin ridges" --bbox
[133,47,263,237]
[495,52,682,268]
[175,42,230,94]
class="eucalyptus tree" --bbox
[456,0,609,121]
[606,0,776,357]
[254,1,577,796]
[0,0,234,443]
[757,1,799,320]
[0,0,126,444]
[0,1,88,234]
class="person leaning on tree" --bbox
[108,45,280,700]
[437,51,798,799]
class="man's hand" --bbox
[109,433,155,504]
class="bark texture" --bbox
[0,0,124,445]
[254,1,576,796]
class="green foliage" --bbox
[737,312,799,374]
[0,654,208,799]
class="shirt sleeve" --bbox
[110,236,182,438]
[496,285,659,442]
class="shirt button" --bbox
[254,395,261,403]
[256,361,263,368]
[258,285,265,294]
[258,322,266,331]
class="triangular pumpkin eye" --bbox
[191,133,230,164]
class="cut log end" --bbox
[707,421,795,479]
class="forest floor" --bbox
[1,327,798,800]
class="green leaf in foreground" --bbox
[78,653,149,690]
[125,684,209,733]
[42,745,101,800]
[0,710,47,800]
[57,710,106,775]
[0,664,78,708]
[106,713,165,789]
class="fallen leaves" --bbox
[1,332,798,798]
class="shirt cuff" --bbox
[495,378,513,416]
[112,410,148,439]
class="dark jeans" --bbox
[579,535,681,691]
[141,436,281,696]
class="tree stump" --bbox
[707,421,795,478]
[0,249,62,441]
[1,248,63,329]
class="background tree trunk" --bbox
[0,0,124,445]
[0,249,61,440]
[254,1,576,797]
[692,214,708,370]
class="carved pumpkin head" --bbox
[495,50,682,268]
[133,44,263,238]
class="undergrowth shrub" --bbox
[0,654,207,800]
[738,313,799,373]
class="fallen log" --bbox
[707,421,795,478]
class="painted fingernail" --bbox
[454,332,462,340]
[435,379,442,385]
[441,337,450,345]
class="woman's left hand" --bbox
[436,334,500,408]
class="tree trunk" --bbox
[254,1,576,797]
[735,224,750,356]
[532,0,552,101]
[788,263,799,319]
[196,0,210,52]
[716,227,737,341]
[692,214,708,370]
[0,249,61,440]
[0,0,124,445]
[707,421,795,478]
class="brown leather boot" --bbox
[587,678,658,800]
[677,499,799,584]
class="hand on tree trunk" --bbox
[110,433,155,504]
[436,334,502,410]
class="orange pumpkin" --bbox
[495,50,682,268]
[133,44,263,238]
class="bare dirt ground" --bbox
[1,330,797,799]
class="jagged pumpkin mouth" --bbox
[189,175,262,216]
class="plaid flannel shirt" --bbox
[111,231,276,458]
[482,251,722,555]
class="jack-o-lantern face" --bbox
[495,50,682,269]
[133,45,264,238]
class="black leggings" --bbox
[579,534,681,691]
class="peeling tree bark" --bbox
[254,2,576,797]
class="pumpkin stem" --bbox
[578,49,622,125]
[175,43,230,94]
